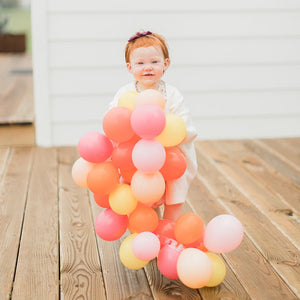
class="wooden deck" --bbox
[0,138,299,299]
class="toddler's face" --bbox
[127,46,169,90]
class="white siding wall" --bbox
[31,0,300,146]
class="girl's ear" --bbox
[163,58,170,72]
[126,62,133,73]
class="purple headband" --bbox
[128,31,153,42]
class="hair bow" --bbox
[128,31,153,42]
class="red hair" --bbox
[125,32,170,63]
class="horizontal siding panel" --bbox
[48,12,300,40]
[49,38,300,68]
[51,115,300,146]
[52,91,300,122]
[194,115,300,140]
[48,0,300,12]
[49,65,300,95]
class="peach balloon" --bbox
[131,171,165,204]
[72,157,94,188]
[118,91,138,110]
[177,248,213,289]
[156,114,186,147]
[87,161,119,195]
[133,89,165,110]
[109,184,138,215]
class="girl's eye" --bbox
[152,61,158,64]
[137,62,144,65]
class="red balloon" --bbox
[153,219,176,247]
[112,140,136,170]
[103,107,135,142]
[160,147,187,181]
[87,162,120,195]
[94,194,110,208]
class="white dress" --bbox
[109,81,198,205]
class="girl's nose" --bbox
[144,63,153,70]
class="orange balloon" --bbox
[87,161,119,195]
[103,106,135,142]
[128,204,159,233]
[131,170,165,204]
[94,194,110,208]
[160,148,187,181]
[175,213,204,245]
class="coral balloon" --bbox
[156,114,186,147]
[153,219,176,247]
[160,148,187,181]
[131,103,166,139]
[132,139,166,173]
[72,158,94,188]
[205,253,226,287]
[119,167,137,184]
[175,213,204,245]
[119,234,149,270]
[128,204,159,233]
[204,214,244,253]
[177,248,213,289]
[157,241,183,279]
[93,194,110,208]
[109,184,138,215]
[112,140,136,170]
[131,171,165,204]
[87,162,119,195]
[103,107,135,142]
[78,131,113,163]
[132,232,160,261]
[118,91,138,110]
[133,89,165,110]
[94,208,128,241]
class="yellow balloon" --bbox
[109,184,138,215]
[118,91,138,110]
[156,114,186,147]
[205,253,226,287]
[119,234,149,270]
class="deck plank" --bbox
[0,147,34,300]
[58,147,106,299]
[195,142,300,297]
[12,148,59,299]
[0,139,299,299]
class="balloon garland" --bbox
[72,89,244,289]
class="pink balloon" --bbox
[94,208,128,241]
[204,214,244,253]
[78,131,113,163]
[72,158,94,188]
[131,171,165,204]
[132,139,166,173]
[157,240,184,279]
[132,232,160,261]
[131,103,166,139]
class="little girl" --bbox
[109,31,198,221]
